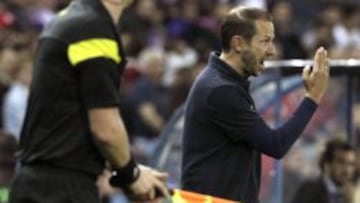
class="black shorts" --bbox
[9,164,99,203]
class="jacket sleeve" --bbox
[207,86,317,159]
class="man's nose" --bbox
[266,43,276,57]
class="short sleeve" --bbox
[65,14,124,67]
[64,19,124,109]
[77,58,121,109]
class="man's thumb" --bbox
[302,65,311,79]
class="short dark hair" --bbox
[319,138,354,171]
[220,6,272,52]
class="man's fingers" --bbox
[319,47,326,71]
[318,48,329,77]
[302,65,311,79]
[313,47,322,72]
[324,50,329,73]
[317,47,329,73]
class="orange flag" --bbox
[171,189,240,203]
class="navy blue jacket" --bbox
[181,52,317,203]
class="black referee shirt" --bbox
[18,0,126,176]
[181,52,317,202]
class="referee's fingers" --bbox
[153,179,170,199]
[152,170,168,182]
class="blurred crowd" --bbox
[0,0,360,203]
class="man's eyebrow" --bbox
[263,35,274,40]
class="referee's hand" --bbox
[126,165,170,201]
[303,46,329,104]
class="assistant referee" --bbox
[9,0,168,202]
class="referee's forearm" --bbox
[89,108,132,168]
[93,119,131,168]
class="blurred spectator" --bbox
[28,0,57,31]
[302,17,335,56]
[163,36,198,86]
[0,31,32,128]
[125,48,170,163]
[284,0,323,26]
[169,67,193,114]
[181,1,220,59]
[269,0,307,59]
[302,3,342,57]
[332,5,360,57]
[120,0,165,55]
[291,138,356,203]
[0,39,20,84]
[6,0,33,31]
[0,31,32,73]
[161,1,201,87]
[0,2,15,30]
[212,3,232,31]
[169,59,205,114]
[282,144,307,203]
[2,57,32,140]
[320,2,342,27]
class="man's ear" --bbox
[230,35,247,53]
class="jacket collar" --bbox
[208,51,250,90]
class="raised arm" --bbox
[207,47,329,159]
